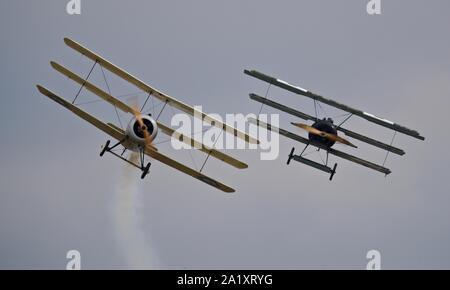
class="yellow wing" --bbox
[36,85,124,141]
[155,122,248,169]
[64,37,259,144]
[51,61,136,114]
[36,85,235,192]
[51,61,247,169]
[144,147,235,193]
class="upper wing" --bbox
[248,117,391,175]
[51,61,247,169]
[249,93,405,156]
[51,61,136,114]
[245,70,425,141]
[63,37,258,144]
[36,85,235,193]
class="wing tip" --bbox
[249,138,260,145]
[63,37,73,45]
[225,187,236,193]
[36,84,48,95]
[235,162,248,169]
[64,37,82,51]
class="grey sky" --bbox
[1,0,449,269]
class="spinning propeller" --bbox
[291,122,357,148]
[130,98,153,147]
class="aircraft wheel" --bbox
[329,163,338,181]
[287,147,295,165]
[100,140,111,157]
[141,162,151,179]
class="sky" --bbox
[0,0,449,269]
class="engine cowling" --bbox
[308,118,337,148]
[126,114,158,146]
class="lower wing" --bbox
[249,117,391,175]
[36,85,235,193]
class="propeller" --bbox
[129,97,153,148]
[291,122,358,148]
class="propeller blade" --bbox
[292,122,323,136]
[291,122,357,148]
[333,135,358,148]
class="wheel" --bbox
[329,163,338,181]
[100,140,111,157]
[140,162,151,179]
[287,147,295,165]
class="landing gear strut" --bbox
[100,138,152,179]
[100,140,110,157]
[287,145,338,181]
[141,162,151,179]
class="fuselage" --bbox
[125,114,158,151]
[308,118,337,148]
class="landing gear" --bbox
[99,138,152,179]
[100,140,110,157]
[100,138,124,157]
[287,145,338,181]
[141,162,151,179]
[329,163,337,181]
[287,147,295,165]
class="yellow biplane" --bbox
[37,38,258,193]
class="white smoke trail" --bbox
[110,153,160,269]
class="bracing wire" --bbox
[382,131,397,169]
[100,64,123,129]
[257,83,272,116]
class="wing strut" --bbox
[99,64,124,129]
[199,130,224,173]
[381,130,397,174]
[72,60,97,104]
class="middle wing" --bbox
[36,85,235,193]
[51,61,247,169]
[249,93,405,156]
[248,117,391,175]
